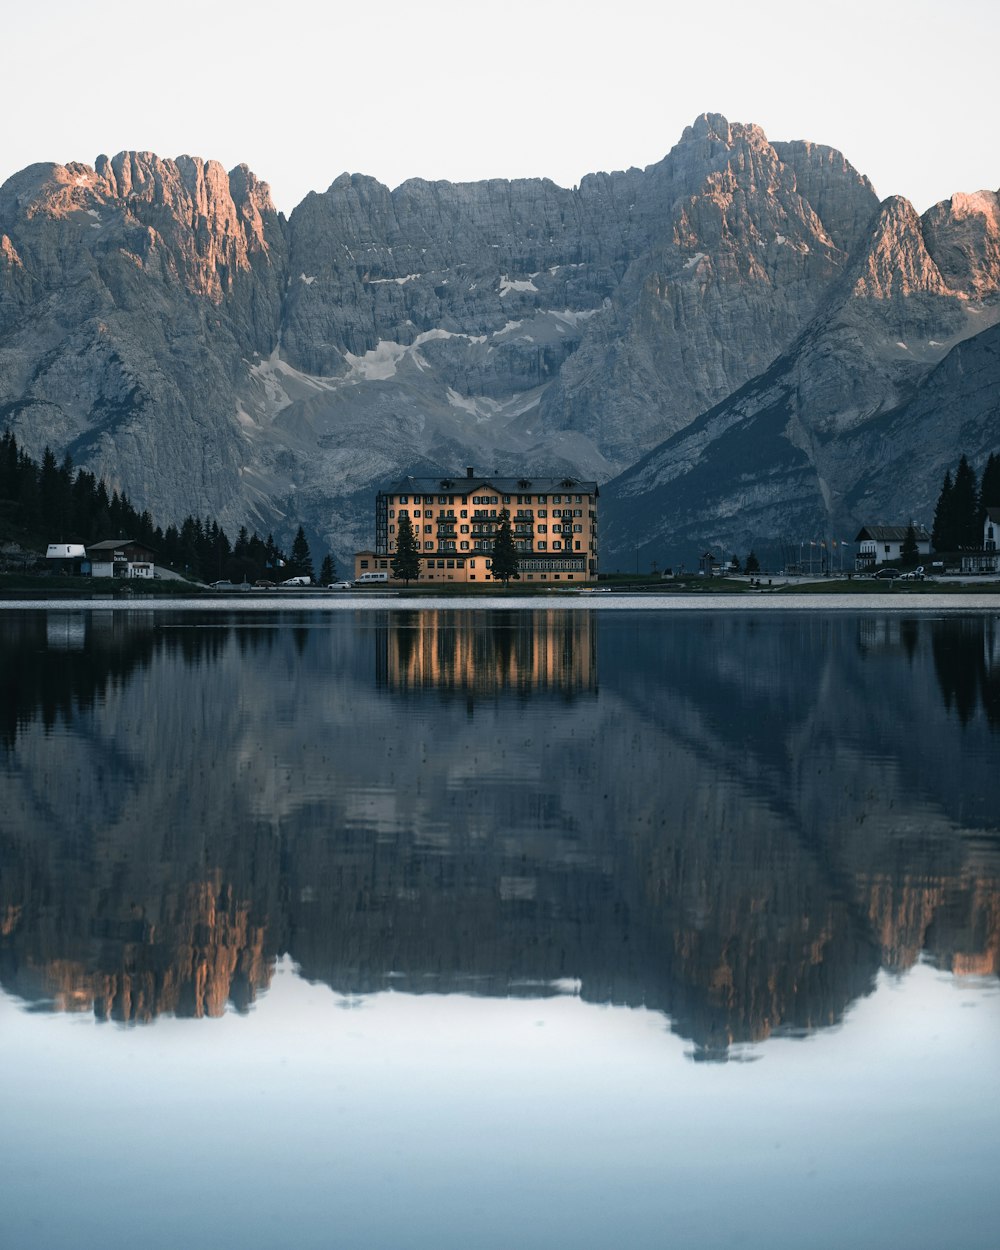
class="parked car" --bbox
[873,567,900,579]
[354,571,389,584]
[327,581,353,590]
[281,575,312,587]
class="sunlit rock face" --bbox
[0,116,997,567]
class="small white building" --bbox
[854,524,931,571]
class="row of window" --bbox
[390,508,587,520]
[389,522,584,535]
[393,493,587,506]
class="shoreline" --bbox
[3,592,1000,612]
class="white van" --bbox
[354,571,389,584]
[280,575,312,587]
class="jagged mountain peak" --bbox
[0,118,996,575]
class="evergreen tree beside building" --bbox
[901,522,919,565]
[979,452,1000,522]
[319,554,337,584]
[951,455,980,549]
[289,525,314,579]
[490,510,520,584]
[391,512,421,583]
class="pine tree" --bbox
[978,452,1000,529]
[290,525,314,579]
[391,512,421,583]
[319,553,336,584]
[932,468,954,551]
[901,521,919,566]
[951,455,980,549]
[490,509,520,584]
[745,551,760,574]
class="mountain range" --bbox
[1,113,997,567]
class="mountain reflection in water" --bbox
[0,607,997,1058]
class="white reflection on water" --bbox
[1,961,997,1250]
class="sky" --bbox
[2,0,996,215]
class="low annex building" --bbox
[854,524,931,570]
[355,468,599,584]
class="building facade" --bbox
[85,539,156,579]
[355,468,599,584]
[854,524,931,571]
[960,508,1000,573]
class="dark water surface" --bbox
[1,606,998,1249]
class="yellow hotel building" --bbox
[354,467,599,585]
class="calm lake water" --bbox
[1,603,998,1249]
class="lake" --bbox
[1,601,998,1249]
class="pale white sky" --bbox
[2,0,995,214]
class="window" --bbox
[460,510,467,518]
[446,560,455,568]
[399,495,408,503]
[424,525,432,534]
[538,495,547,504]
[460,525,469,533]
[538,542,547,550]
[360,559,370,569]
[439,496,447,504]
[389,510,395,518]
[553,541,562,550]
[502,495,510,503]
[553,509,561,517]
[538,510,547,518]
[553,495,562,503]
[437,560,445,568]
[389,524,395,533]
[573,524,582,532]
[460,541,469,550]
[573,509,582,517]
[538,525,548,534]
[424,541,433,549]
[414,509,421,518]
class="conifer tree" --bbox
[391,512,421,583]
[978,452,1000,527]
[490,509,520,584]
[745,551,760,574]
[932,468,954,551]
[319,553,336,584]
[901,521,919,566]
[951,455,980,549]
[290,525,314,579]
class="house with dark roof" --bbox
[854,524,931,571]
[85,538,156,579]
[354,467,599,584]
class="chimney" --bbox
[466,466,474,478]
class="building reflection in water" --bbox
[0,608,998,1054]
[376,608,597,700]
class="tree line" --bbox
[0,431,335,583]
[931,452,1000,552]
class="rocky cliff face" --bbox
[603,181,1000,565]
[0,117,996,565]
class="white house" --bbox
[854,524,931,570]
[960,508,1000,573]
